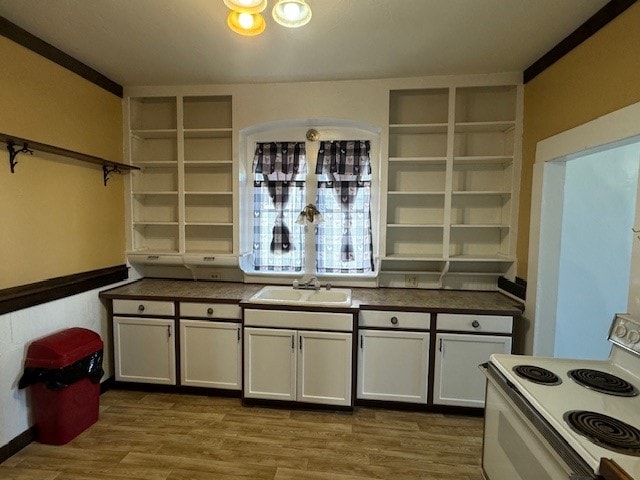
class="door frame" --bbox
[526,100,640,355]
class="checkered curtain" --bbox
[315,140,374,273]
[252,142,306,271]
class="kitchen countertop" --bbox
[100,278,523,315]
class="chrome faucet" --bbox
[293,276,321,290]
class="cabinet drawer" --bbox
[180,302,241,320]
[244,309,353,332]
[113,299,175,317]
[359,310,430,330]
[437,313,512,334]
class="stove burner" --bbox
[568,369,639,397]
[564,410,640,456]
[513,365,562,385]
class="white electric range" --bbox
[482,313,640,480]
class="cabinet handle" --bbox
[439,338,444,353]
[472,320,480,328]
[167,325,172,338]
[138,304,145,312]
[390,316,398,325]
[237,328,240,342]
[299,336,303,351]
[360,335,364,349]
[207,307,214,315]
[291,335,294,350]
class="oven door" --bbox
[481,364,596,480]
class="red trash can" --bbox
[19,327,104,445]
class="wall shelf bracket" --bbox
[6,140,33,173]
[102,164,121,186]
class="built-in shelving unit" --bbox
[125,95,235,267]
[383,85,521,288]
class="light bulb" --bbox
[238,12,255,29]
[283,2,301,20]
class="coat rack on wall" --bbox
[1,132,138,186]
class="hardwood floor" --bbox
[1,390,485,479]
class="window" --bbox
[246,130,377,277]
[315,141,374,274]
[252,142,306,272]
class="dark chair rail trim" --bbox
[524,0,637,83]
[0,265,129,315]
[0,16,123,98]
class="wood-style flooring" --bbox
[1,390,485,480]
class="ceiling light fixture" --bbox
[227,10,266,36]
[223,0,267,14]
[272,0,312,28]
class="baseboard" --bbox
[0,426,36,464]
[100,376,115,394]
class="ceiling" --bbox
[0,0,609,87]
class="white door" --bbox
[297,331,352,406]
[113,316,176,385]
[180,320,241,390]
[433,333,511,407]
[357,330,429,403]
[243,327,296,400]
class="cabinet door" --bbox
[297,331,353,406]
[180,320,241,390]
[357,330,429,403]
[433,333,511,407]
[244,327,296,401]
[113,316,176,385]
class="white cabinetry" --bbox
[179,301,242,390]
[113,299,176,385]
[112,300,176,385]
[125,94,234,266]
[243,327,296,401]
[243,309,354,407]
[358,329,429,403]
[433,313,512,407]
[383,84,522,288]
[357,310,430,403]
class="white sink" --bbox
[248,285,352,307]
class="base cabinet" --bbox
[180,320,241,389]
[243,328,296,401]
[357,330,430,403]
[243,327,353,406]
[433,313,513,408]
[113,316,176,385]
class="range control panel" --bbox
[610,314,640,354]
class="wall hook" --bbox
[102,164,121,186]
[7,140,33,173]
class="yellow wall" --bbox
[0,37,124,289]
[518,3,640,278]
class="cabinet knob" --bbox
[138,304,145,312]
[207,307,214,315]
[472,320,480,328]
[390,316,398,325]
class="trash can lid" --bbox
[24,327,103,369]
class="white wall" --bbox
[0,272,140,448]
[555,143,640,359]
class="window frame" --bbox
[239,120,381,281]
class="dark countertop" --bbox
[101,278,523,316]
